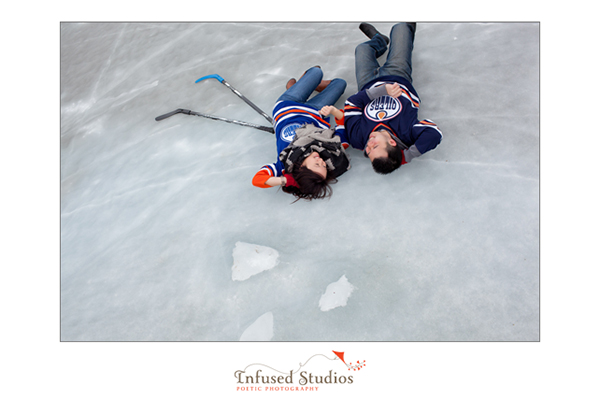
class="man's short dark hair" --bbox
[371,141,402,174]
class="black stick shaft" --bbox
[195,74,274,125]
[221,80,274,125]
[155,108,274,134]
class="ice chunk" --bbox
[239,312,274,341]
[319,275,355,311]
[231,242,279,281]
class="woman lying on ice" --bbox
[252,66,351,201]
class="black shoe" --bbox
[359,22,390,44]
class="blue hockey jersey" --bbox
[257,100,347,179]
[344,75,442,163]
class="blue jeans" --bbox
[277,66,347,109]
[354,23,416,90]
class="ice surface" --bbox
[239,312,274,341]
[319,275,355,312]
[231,242,279,281]
[60,22,539,341]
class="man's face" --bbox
[364,130,396,161]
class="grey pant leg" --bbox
[379,23,416,83]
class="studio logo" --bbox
[331,351,366,371]
[366,95,401,122]
[234,350,366,392]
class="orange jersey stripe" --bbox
[274,108,329,126]
[400,89,420,108]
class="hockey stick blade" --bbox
[155,108,190,121]
[195,74,224,83]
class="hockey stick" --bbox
[155,108,274,134]
[195,74,274,125]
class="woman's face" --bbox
[301,152,327,179]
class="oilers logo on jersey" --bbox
[365,96,402,122]
[281,123,301,143]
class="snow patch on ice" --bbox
[318,275,355,311]
[239,312,274,341]
[231,242,279,281]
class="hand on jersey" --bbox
[319,105,343,120]
[386,83,403,98]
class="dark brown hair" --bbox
[282,162,336,202]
